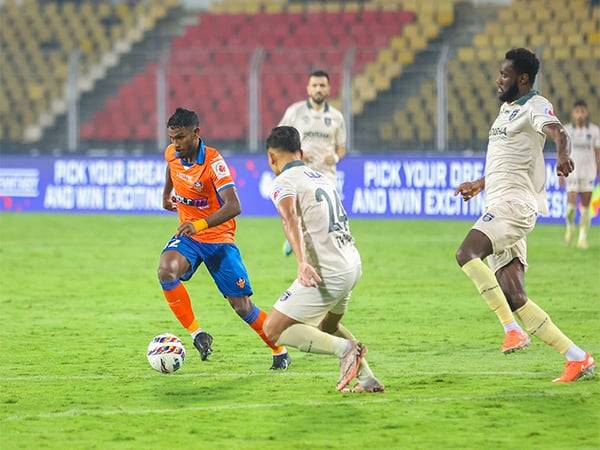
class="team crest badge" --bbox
[193,181,203,191]
[236,278,246,289]
[324,117,332,126]
[482,213,495,222]
[508,109,519,121]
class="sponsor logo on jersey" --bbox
[482,213,495,222]
[508,109,520,121]
[489,127,507,137]
[176,172,193,183]
[236,278,246,289]
[211,159,230,180]
[304,130,330,139]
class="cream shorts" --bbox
[472,201,537,272]
[273,264,362,326]
[566,177,595,193]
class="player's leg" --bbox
[498,259,595,382]
[577,191,592,249]
[456,228,522,337]
[565,191,578,245]
[263,308,366,391]
[158,238,212,360]
[319,313,384,393]
[204,243,289,367]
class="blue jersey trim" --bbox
[216,183,235,193]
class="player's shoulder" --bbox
[589,122,600,134]
[286,100,307,113]
[327,103,344,118]
[528,93,554,108]
[164,144,177,162]
[205,145,224,162]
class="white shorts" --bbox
[472,201,537,272]
[273,264,362,326]
[566,177,595,193]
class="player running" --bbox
[278,70,347,256]
[262,126,383,393]
[455,49,595,383]
[563,100,600,249]
[157,108,291,370]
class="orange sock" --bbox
[160,279,200,333]
[243,305,286,355]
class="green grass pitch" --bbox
[0,213,598,449]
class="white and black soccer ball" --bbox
[147,333,186,374]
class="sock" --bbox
[243,304,287,355]
[334,324,375,383]
[565,344,587,362]
[515,298,574,356]
[566,203,576,228]
[579,208,591,242]
[277,324,350,357]
[503,320,523,333]
[462,258,516,327]
[190,328,204,339]
[160,279,200,334]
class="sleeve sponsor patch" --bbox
[211,159,231,180]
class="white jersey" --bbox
[485,91,561,216]
[278,100,346,180]
[564,122,600,181]
[270,161,360,275]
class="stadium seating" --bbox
[0,0,177,143]
[82,1,422,142]
[379,0,600,149]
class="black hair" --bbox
[505,48,540,85]
[266,126,301,153]
[574,99,588,108]
[167,107,199,128]
[309,70,330,82]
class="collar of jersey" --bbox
[512,89,538,106]
[282,159,305,173]
[306,99,330,112]
[176,139,206,167]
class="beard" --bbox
[499,81,519,103]
[311,94,325,104]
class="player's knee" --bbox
[227,297,252,318]
[319,317,338,334]
[455,246,474,267]
[157,262,179,282]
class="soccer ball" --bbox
[147,333,186,374]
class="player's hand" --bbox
[176,221,197,237]
[163,196,177,211]
[556,155,574,177]
[324,154,336,166]
[297,262,322,288]
[454,180,483,201]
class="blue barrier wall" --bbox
[0,154,597,225]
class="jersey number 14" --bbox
[315,188,349,233]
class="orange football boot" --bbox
[553,353,596,383]
[502,330,530,354]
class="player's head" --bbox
[167,108,200,157]
[571,100,589,126]
[266,126,302,175]
[496,48,540,103]
[307,70,331,105]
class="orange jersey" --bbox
[165,141,236,244]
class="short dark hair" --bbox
[574,99,588,108]
[167,108,199,128]
[266,126,301,153]
[309,70,330,82]
[505,48,540,85]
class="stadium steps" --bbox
[39,4,189,152]
[353,1,496,151]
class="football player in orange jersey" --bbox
[157,108,290,369]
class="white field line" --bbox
[0,370,552,383]
[3,392,586,422]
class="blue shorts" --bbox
[162,235,253,298]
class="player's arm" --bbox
[176,187,241,237]
[542,123,574,177]
[277,196,322,287]
[454,176,485,201]
[595,145,600,178]
[162,167,176,211]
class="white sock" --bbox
[190,328,204,339]
[565,344,587,361]
[503,320,523,334]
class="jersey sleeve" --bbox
[335,113,347,148]
[530,97,561,134]
[208,154,236,193]
[164,145,176,162]
[270,177,296,207]
[278,105,295,127]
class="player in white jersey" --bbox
[563,100,600,249]
[454,48,595,383]
[262,126,383,393]
[278,70,347,184]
